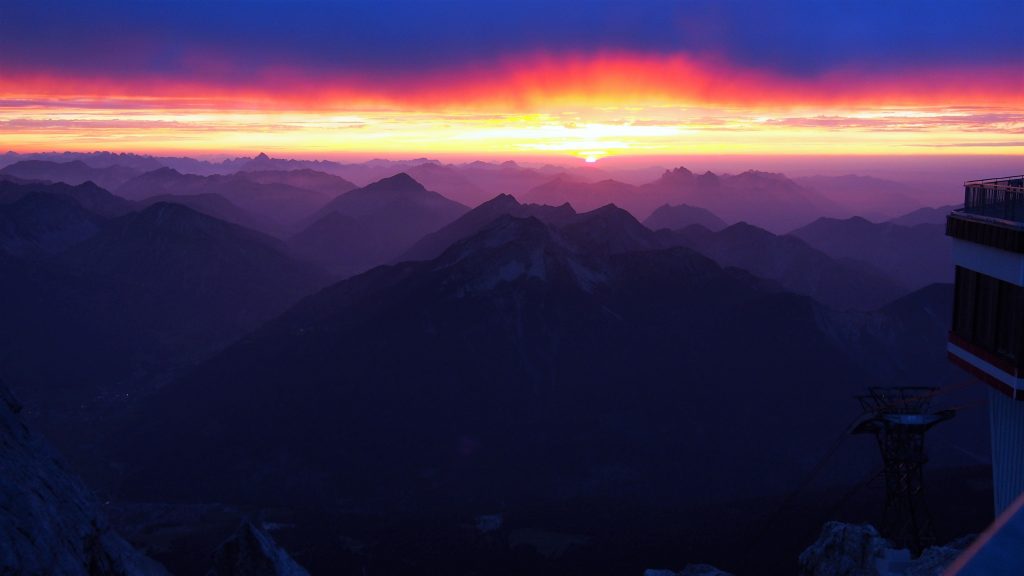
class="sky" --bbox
[1,0,1022,162]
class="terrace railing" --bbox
[963,176,1024,223]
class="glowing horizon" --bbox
[2,2,1022,161]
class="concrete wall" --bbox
[991,388,1024,514]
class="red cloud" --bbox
[2,51,1021,112]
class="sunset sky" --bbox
[2,0,1022,162]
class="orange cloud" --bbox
[2,52,1021,112]
[2,52,1021,158]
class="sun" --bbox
[578,150,606,163]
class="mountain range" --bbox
[674,222,907,310]
[115,168,346,233]
[0,153,984,574]
[0,190,326,428]
[643,203,727,232]
[0,193,103,259]
[0,159,143,191]
[790,217,952,290]
[100,202,984,573]
[0,177,135,217]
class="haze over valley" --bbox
[0,148,1001,574]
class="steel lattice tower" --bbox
[852,387,955,555]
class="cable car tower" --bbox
[853,386,955,555]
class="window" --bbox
[953,267,1023,364]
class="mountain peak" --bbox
[254,152,270,161]
[134,201,212,227]
[429,214,604,293]
[664,166,693,178]
[147,166,183,178]
[478,193,521,210]
[720,220,773,239]
[365,172,426,192]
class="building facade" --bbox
[947,175,1024,514]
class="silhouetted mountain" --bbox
[0,192,103,258]
[114,167,206,199]
[237,168,358,197]
[790,217,951,289]
[0,204,326,414]
[520,168,840,232]
[400,193,576,261]
[136,192,261,230]
[0,151,164,172]
[641,169,840,233]
[456,160,563,197]
[888,204,961,226]
[124,213,902,521]
[793,175,923,221]
[674,222,906,310]
[314,158,442,186]
[558,203,671,255]
[811,281,988,472]
[523,176,638,213]
[820,283,955,384]
[290,173,468,274]
[0,159,142,190]
[309,172,466,220]
[405,162,489,206]
[0,381,166,575]
[116,168,334,233]
[644,204,727,232]
[0,178,134,217]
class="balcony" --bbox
[963,176,1024,223]
[948,177,1024,255]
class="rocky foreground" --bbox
[0,379,309,576]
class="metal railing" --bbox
[963,176,1024,223]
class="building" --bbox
[946,175,1024,515]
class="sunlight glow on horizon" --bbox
[2,53,1021,160]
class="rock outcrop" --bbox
[0,381,166,575]
[799,521,972,576]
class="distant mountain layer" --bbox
[238,168,358,197]
[0,192,102,258]
[0,381,166,575]
[888,204,961,226]
[0,202,326,414]
[521,167,840,233]
[793,175,923,221]
[136,192,258,230]
[675,222,907,310]
[404,162,489,206]
[0,178,134,217]
[116,168,338,233]
[400,193,576,261]
[290,172,468,275]
[790,216,952,290]
[0,160,143,191]
[403,194,908,310]
[643,203,726,232]
[522,176,638,213]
